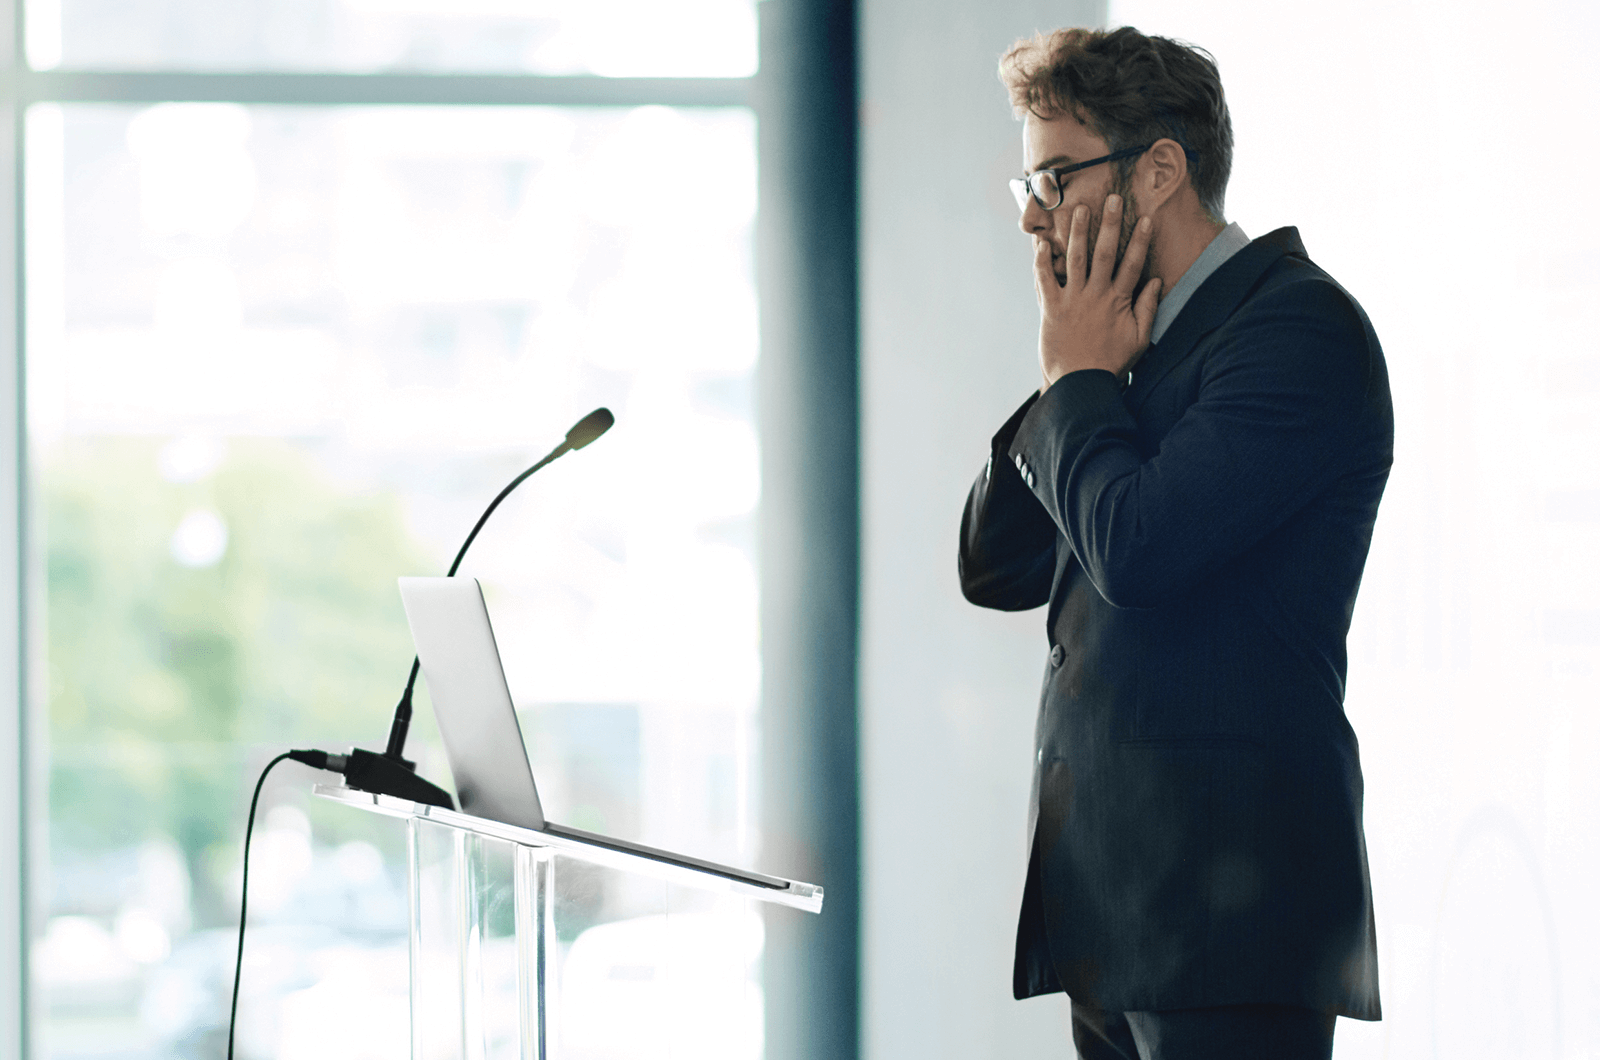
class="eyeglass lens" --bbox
[1030,171,1062,209]
[1009,171,1062,212]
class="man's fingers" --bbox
[1032,236,1055,301]
[1116,214,1155,299]
[1066,204,1089,289]
[1092,194,1122,287]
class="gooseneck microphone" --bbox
[345,406,616,809]
[228,409,614,1060]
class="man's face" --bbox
[1018,111,1141,286]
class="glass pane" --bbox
[28,101,760,1058]
[405,819,764,1060]
[29,0,757,76]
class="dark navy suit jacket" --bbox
[959,227,1391,1019]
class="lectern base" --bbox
[316,783,820,1060]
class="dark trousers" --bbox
[1071,1001,1337,1060]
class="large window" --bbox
[17,3,768,1058]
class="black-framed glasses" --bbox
[1009,144,1152,212]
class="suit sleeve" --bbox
[958,392,1060,611]
[1010,278,1382,609]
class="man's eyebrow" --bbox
[1026,154,1075,175]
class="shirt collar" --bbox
[1149,221,1250,345]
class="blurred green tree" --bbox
[45,437,431,926]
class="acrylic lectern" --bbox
[315,784,823,1060]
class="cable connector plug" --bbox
[287,748,350,773]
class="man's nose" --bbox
[1018,197,1048,236]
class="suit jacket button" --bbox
[1049,644,1065,667]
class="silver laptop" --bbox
[397,576,789,891]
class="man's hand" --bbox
[1034,194,1162,391]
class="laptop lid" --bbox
[397,576,546,831]
[398,576,791,892]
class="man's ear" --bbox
[1137,138,1190,213]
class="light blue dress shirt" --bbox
[1148,221,1250,346]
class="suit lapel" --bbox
[1128,226,1306,416]
[1045,532,1075,636]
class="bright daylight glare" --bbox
[25,0,758,75]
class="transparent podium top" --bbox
[315,783,823,914]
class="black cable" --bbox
[227,749,344,1060]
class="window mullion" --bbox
[17,70,753,108]
[4,79,29,1060]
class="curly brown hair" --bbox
[999,26,1233,223]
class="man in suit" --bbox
[958,27,1392,1060]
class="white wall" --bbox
[858,2,1099,1056]
[1104,2,1600,1056]
[863,1,1600,1057]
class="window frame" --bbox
[0,10,800,1059]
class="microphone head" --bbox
[565,407,614,450]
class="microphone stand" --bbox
[341,408,615,809]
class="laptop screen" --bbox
[397,576,547,831]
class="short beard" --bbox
[1083,166,1151,289]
